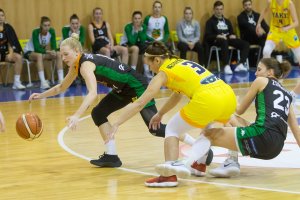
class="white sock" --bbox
[183,134,195,146]
[57,69,64,81]
[188,135,211,164]
[105,140,117,155]
[14,75,21,83]
[38,71,46,82]
[228,150,238,162]
[131,65,136,70]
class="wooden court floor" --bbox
[1,79,300,200]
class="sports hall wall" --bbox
[0,0,300,84]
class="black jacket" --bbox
[204,15,234,44]
[2,23,22,54]
[237,10,269,42]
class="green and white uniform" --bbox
[236,78,292,159]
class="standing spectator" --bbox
[122,11,148,71]
[204,1,249,74]
[62,14,85,46]
[88,7,128,64]
[256,0,300,102]
[176,7,205,66]
[24,16,64,89]
[0,9,25,89]
[143,1,170,78]
[238,0,269,67]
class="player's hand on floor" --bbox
[66,115,80,131]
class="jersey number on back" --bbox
[273,90,290,115]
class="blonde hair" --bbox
[60,33,83,53]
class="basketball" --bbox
[16,113,43,140]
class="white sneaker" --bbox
[234,63,248,72]
[12,82,26,90]
[40,81,50,89]
[209,158,240,178]
[224,65,233,74]
[155,160,191,178]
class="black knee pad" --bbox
[148,124,165,138]
[91,106,109,127]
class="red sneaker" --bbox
[191,162,206,177]
[144,175,178,187]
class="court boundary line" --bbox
[57,115,300,195]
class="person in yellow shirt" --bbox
[110,41,237,187]
[256,0,300,99]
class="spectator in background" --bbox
[176,7,205,66]
[143,1,170,78]
[0,9,26,89]
[238,0,269,67]
[24,16,63,89]
[62,14,85,46]
[122,11,148,71]
[88,7,128,64]
[204,1,249,74]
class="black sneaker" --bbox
[90,152,122,167]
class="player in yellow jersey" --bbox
[256,0,300,100]
[110,41,237,187]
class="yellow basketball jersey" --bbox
[270,0,291,28]
[159,58,223,98]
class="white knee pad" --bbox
[263,41,276,58]
[165,112,194,138]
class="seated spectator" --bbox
[122,11,148,71]
[24,16,63,89]
[0,9,25,89]
[62,14,85,46]
[88,7,128,64]
[204,1,250,74]
[143,1,170,78]
[176,7,205,66]
[237,0,269,66]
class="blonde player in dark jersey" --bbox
[256,0,300,101]
[28,34,197,169]
[110,41,237,187]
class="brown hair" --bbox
[260,57,291,79]
[214,1,224,8]
[0,8,5,14]
[40,16,50,26]
[243,0,252,4]
[152,1,162,8]
[70,14,79,22]
[93,7,102,15]
[184,7,193,15]
[145,41,178,61]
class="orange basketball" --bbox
[16,113,43,140]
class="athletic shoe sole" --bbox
[90,160,122,168]
[209,167,240,178]
[155,163,191,178]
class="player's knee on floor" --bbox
[91,106,108,126]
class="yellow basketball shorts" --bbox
[180,84,237,128]
[267,28,300,49]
